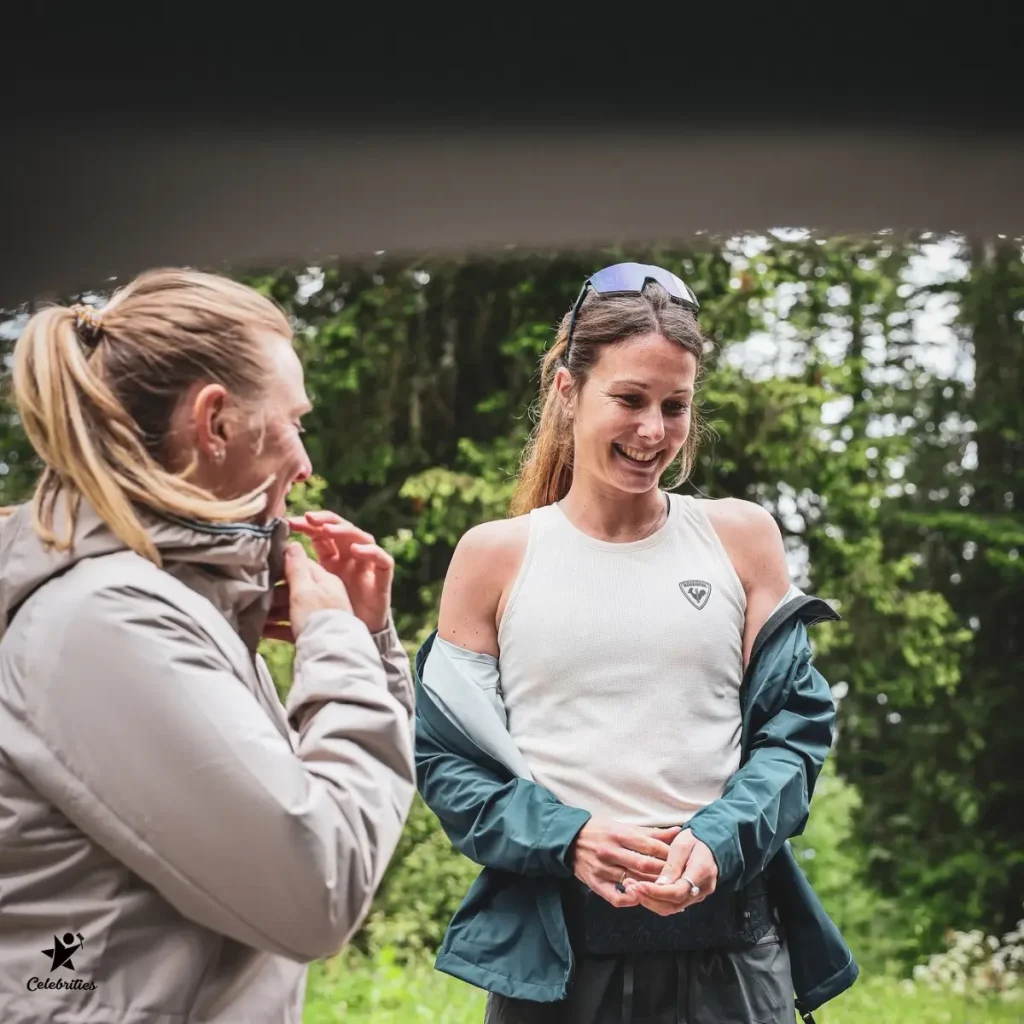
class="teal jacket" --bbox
[413,590,859,1019]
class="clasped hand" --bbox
[571,817,719,915]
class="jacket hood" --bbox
[0,496,290,653]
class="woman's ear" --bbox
[191,383,231,457]
[553,366,574,415]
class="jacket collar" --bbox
[0,496,289,653]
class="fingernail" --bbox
[656,876,669,885]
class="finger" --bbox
[632,879,697,908]
[681,845,718,896]
[593,864,643,885]
[619,851,676,878]
[321,522,375,545]
[656,830,696,886]
[349,543,395,572]
[290,520,373,551]
[626,886,672,915]
[287,510,348,530]
[631,871,666,884]
[287,517,375,553]
[641,826,684,845]
[286,520,328,538]
[632,891,687,917]
[598,883,640,909]
[617,831,674,861]
[303,510,352,527]
[284,541,312,583]
[308,530,342,566]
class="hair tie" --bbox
[70,303,103,347]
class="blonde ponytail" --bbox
[9,269,291,565]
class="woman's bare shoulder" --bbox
[698,496,787,589]
[700,495,779,536]
[436,513,532,656]
[457,514,532,558]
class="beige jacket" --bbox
[0,499,416,1023]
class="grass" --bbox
[303,950,485,1023]
[303,950,1022,1023]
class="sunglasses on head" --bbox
[563,262,701,360]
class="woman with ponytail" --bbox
[414,264,856,1022]
[0,269,416,1023]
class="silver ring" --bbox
[681,875,700,897]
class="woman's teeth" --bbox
[615,444,659,463]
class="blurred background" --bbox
[2,229,1022,1022]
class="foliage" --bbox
[357,796,480,961]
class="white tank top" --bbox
[496,492,747,827]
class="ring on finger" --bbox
[615,870,628,894]
[681,875,701,897]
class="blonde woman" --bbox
[0,270,416,1023]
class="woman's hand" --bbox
[263,542,355,642]
[288,511,395,634]
[625,828,719,916]
[570,817,682,908]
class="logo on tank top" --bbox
[679,579,712,610]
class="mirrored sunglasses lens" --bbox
[588,262,692,302]
[587,263,648,294]
[643,265,690,299]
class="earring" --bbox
[213,448,225,464]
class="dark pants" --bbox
[483,927,796,1024]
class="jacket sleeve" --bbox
[368,611,415,720]
[15,591,416,964]
[415,706,591,878]
[685,627,835,891]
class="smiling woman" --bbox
[414,263,852,1023]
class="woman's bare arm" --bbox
[436,517,530,657]
[703,498,792,668]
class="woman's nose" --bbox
[293,451,313,484]
[637,409,665,442]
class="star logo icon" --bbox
[41,932,84,973]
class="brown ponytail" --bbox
[508,282,706,518]
[8,269,292,565]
